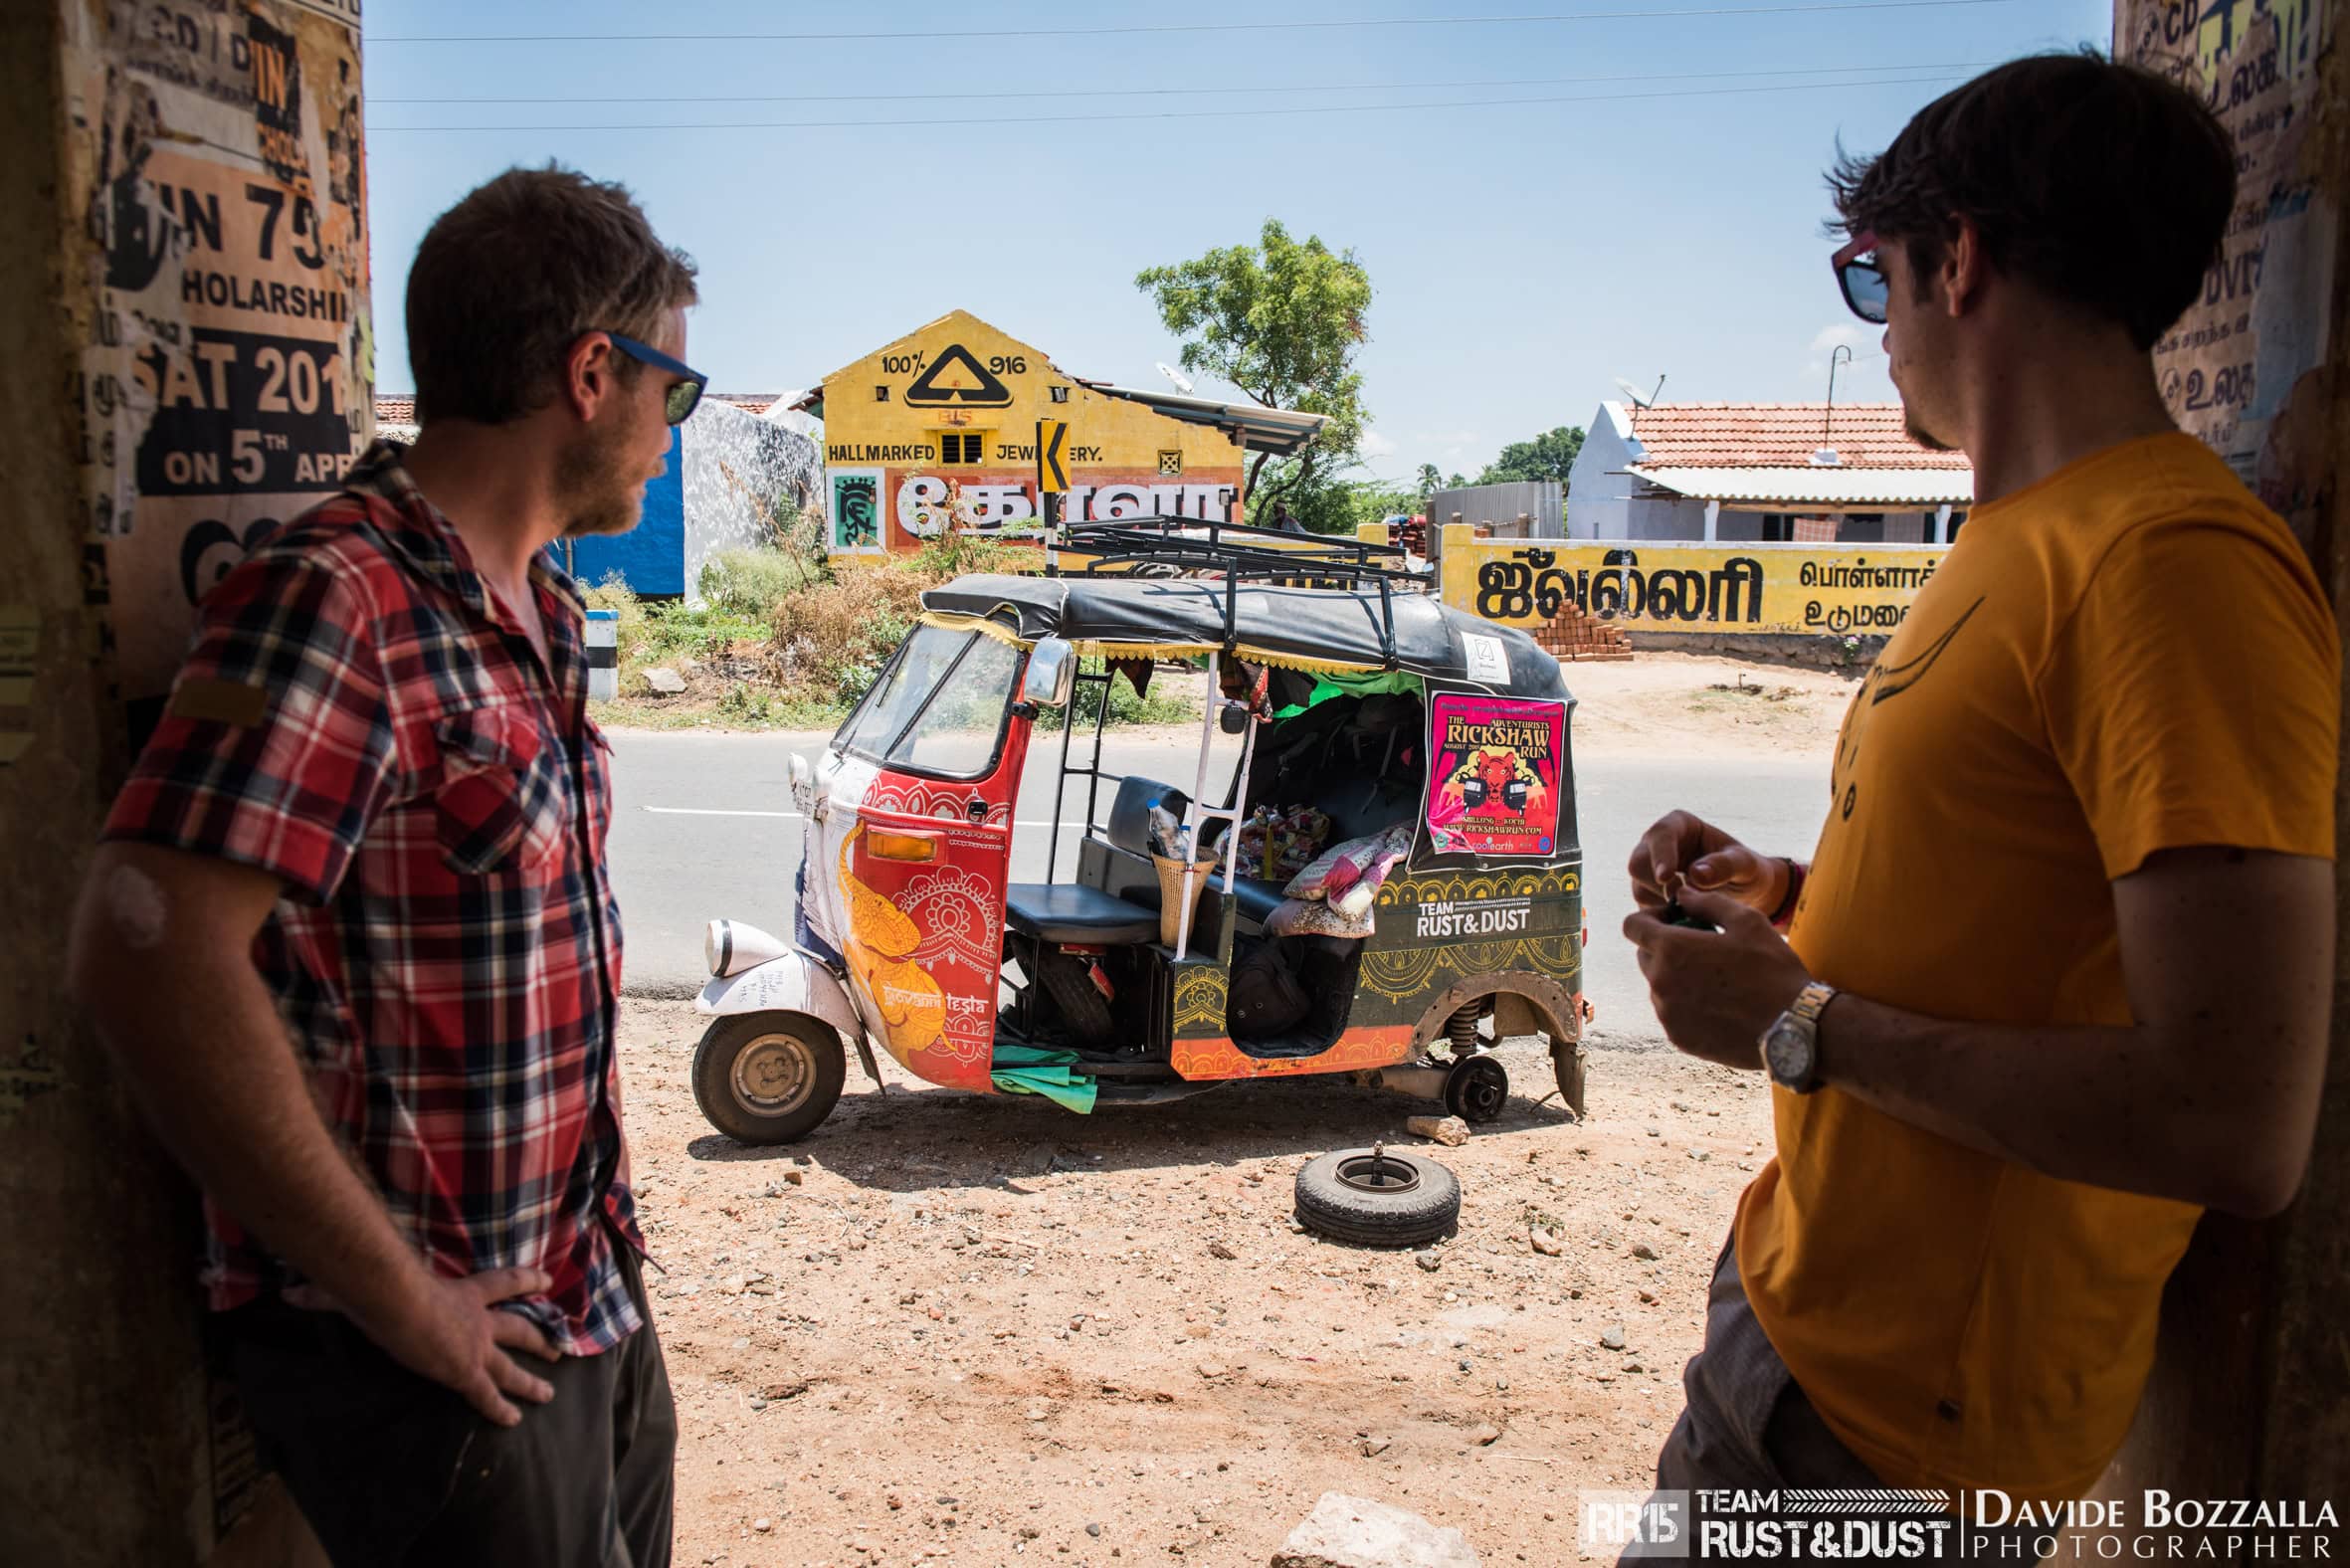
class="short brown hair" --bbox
[1828,53,2235,351]
[406,164,698,425]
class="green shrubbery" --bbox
[697,546,819,620]
[590,543,1198,729]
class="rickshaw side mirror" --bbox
[1022,638,1077,709]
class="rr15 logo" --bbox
[1581,1489,1688,1557]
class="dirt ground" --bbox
[1557,652,1859,758]
[623,1010,1774,1568]
[614,649,1842,1565]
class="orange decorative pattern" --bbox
[1170,1025,1415,1082]
[837,828,947,1061]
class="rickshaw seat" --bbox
[1228,876,1289,926]
[1005,883,1161,945]
[1106,775,1186,857]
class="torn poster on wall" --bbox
[64,0,371,706]
[2117,0,2337,538]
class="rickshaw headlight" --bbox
[706,918,787,978]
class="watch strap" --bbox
[1789,980,1837,1026]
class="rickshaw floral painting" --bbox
[1425,692,1567,860]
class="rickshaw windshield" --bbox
[836,621,1023,781]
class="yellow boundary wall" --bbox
[1425,523,1943,638]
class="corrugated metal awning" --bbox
[1633,466,1974,505]
[1072,380,1329,456]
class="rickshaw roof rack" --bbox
[1054,515,1431,666]
[920,569,1569,696]
[1060,514,1432,592]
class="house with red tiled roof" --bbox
[1565,401,1975,545]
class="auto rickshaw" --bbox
[690,520,1589,1143]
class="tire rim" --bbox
[1335,1152,1421,1194]
[732,1033,816,1114]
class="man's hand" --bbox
[1627,810,1789,914]
[288,1268,562,1427]
[1622,885,1813,1069]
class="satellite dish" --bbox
[1156,361,1195,395]
[1613,374,1666,409]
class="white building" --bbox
[1566,402,1974,544]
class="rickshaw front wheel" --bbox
[692,1013,847,1145]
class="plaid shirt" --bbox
[104,442,643,1355]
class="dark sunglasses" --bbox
[1832,230,1889,324]
[605,331,706,425]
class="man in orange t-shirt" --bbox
[1622,55,2338,1538]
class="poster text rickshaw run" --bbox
[1441,536,1944,638]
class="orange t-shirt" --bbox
[1735,432,2338,1502]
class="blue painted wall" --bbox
[569,427,686,596]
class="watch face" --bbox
[1765,1019,1814,1087]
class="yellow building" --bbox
[791,310,1325,556]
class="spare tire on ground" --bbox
[1293,1147,1462,1247]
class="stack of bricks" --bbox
[1391,514,1428,557]
[1528,598,1636,662]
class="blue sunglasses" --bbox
[1832,230,1889,325]
[605,331,706,425]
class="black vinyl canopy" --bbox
[919,573,1569,697]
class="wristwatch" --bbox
[1760,981,1839,1093]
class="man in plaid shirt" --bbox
[71,168,704,1567]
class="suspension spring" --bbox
[1447,1002,1480,1056]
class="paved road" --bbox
[605,726,1832,1041]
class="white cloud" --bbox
[1408,429,1483,463]
[1809,322,1874,356]
[1359,428,1397,459]
[1803,323,1895,400]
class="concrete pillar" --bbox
[2,2,367,1561]
[0,13,204,1564]
[1702,497,1720,543]
[1934,503,1953,543]
[2081,0,2350,1549]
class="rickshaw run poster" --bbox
[1425,693,1566,860]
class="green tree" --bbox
[1475,425,1586,490]
[1414,463,1443,501]
[1343,479,1420,532]
[1136,219,1372,527]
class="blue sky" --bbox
[361,0,2110,482]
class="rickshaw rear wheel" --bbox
[1039,952,1116,1049]
[1293,1148,1462,1247]
[692,1013,847,1145]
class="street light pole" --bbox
[1823,343,1855,455]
